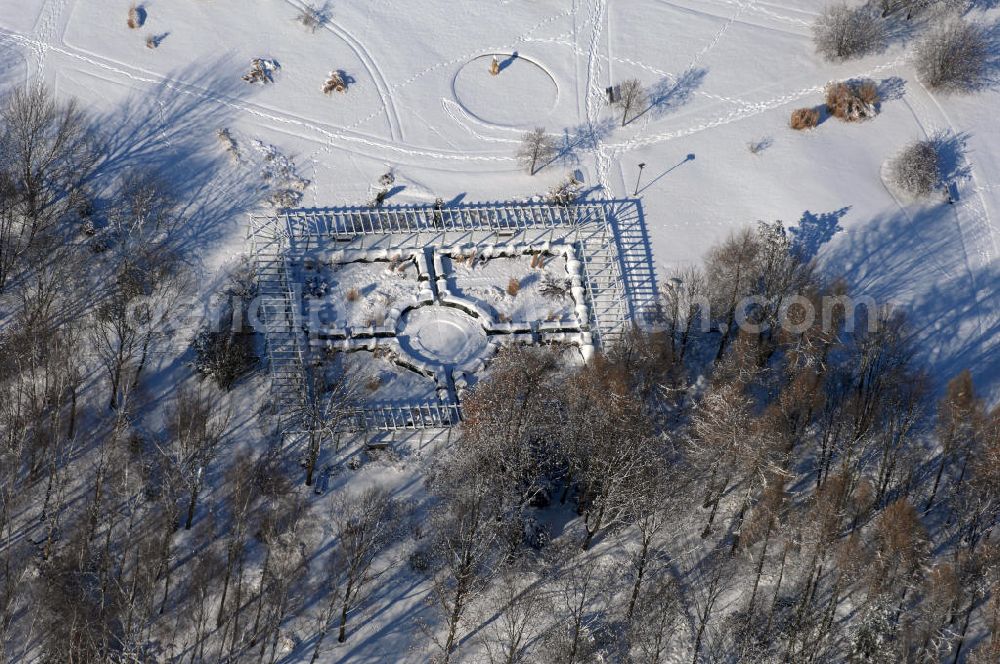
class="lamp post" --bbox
[634,162,646,196]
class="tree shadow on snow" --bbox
[877,76,907,103]
[87,59,272,267]
[553,117,616,167]
[598,198,661,325]
[822,203,1000,399]
[790,207,848,262]
[643,67,708,121]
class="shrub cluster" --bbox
[915,20,989,92]
[825,79,880,122]
[888,139,941,198]
[790,107,820,130]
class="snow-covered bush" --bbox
[888,139,940,197]
[243,58,280,85]
[790,107,820,130]
[304,275,328,298]
[813,3,886,61]
[225,255,258,300]
[825,79,880,122]
[849,596,898,663]
[915,19,989,92]
[268,188,303,209]
[877,0,972,20]
[407,548,431,573]
[540,272,571,298]
[546,175,583,207]
[192,325,257,391]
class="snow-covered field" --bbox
[5,0,996,395]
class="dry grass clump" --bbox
[322,71,347,94]
[825,79,879,122]
[346,287,360,302]
[857,80,879,106]
[127,4,145,29]
[365,375,382,392]
[790,107,820,131]
[506,278,521,297]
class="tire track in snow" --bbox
[903,79,999,342]
[440,100,523,143]
[0,27,519,167]
[303,7,577,170]
[280,0,402,143]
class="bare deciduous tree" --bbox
[662,265,708,367]
[560,358,658,550]
[478,565,546,664]
[542,545,612,664]
[627,573,681,664]
[926,370,983,510]
[0,85,95,292]
[517,127,557,175]
[158,386,229,530]
[614,79,647,127]
[427,449,504,662]
[294,359,356,486]
[312,486,398,656]
[704,227,761,362]
[459,346,562,543]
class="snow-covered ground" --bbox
[4,0,996,394]
[448,252,575,322]
[308,258,423,329]
[4,2,1000,661]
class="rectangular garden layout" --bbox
[248,202,632,435]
